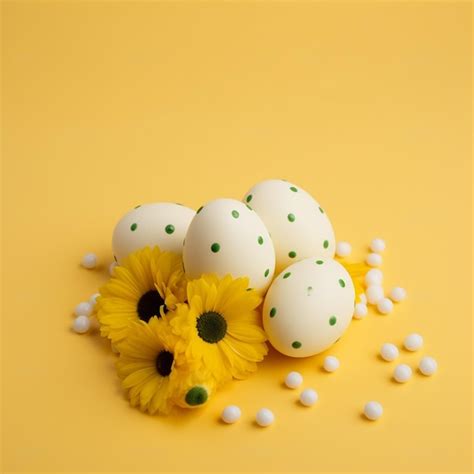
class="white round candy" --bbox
[299,388,318,407]
[380,343,399,361]
[370,238,386,253]
[221,405,241,424]
[74,301,92,317]
[404,333,423,351]
[366,253,382,267]
[255,408,274,427]
[263,258,355,357]
[81,253,97,269]
[390,287,407,302]
[323,355,340,372]
[112,202,195,263]
[365,268,383,286]
[183,199,275,293]
[377,298,393,315]
[73,315,90,334]
[353,303,368,319]
[243,180,335,274]
[419,356,438,376]
[336,241,352,257]
[393,364,412,383]
[364,401,383,421]
[366,285,384,305]
[285,371,303,389]
[109,261,118,276]
[89,293,100,306]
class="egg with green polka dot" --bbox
[243,179,336,274]
[263,257,355,357]
[183,198,276,293]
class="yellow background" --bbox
[2,2,472,473]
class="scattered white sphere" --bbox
[255,408,274,427]
[365,268,383,286]
[299,388,319,407]
[109,261,118,276]
[358,293,367,304]
[336,241,352,257]
[389,287,407,302]
[370,238,386,253]
[81,252,97,269]
[285,371,303,389]
[364,401,383,421]
[73,315,90,334]
[323,355,340,372]
[377,298,393,315]
[74,301,92,317]
[366,285,384,305]
[353,303,368,319]
[404,333,423,352]
[380,343,399,361]
[393,364,412,383]
[89,293,100,306]
[221,405,241,424]
[366,253,382,267]
[419,356,438,376]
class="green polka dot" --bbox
[246,288,253,292]
[288,250,297,258]
[246,194,253,203]
[290,186,298,192]
[316,260,324,265]
[307,286,313,295]
[319,207,324,214]
[329,315,337,326]
[197,206,203,214]
[130,223,137,231]
[283,272,291,279]
[246,204,253,211]
[323,240,329,249]
[258,236,264,245]
[165,224,175,235]
[270,307,277,318]
[211,243,220,253]
[292,341,302,349]
[338,278,346,288]
[287,213,296,222]
[231,210,239,218]
[264,268,270,277]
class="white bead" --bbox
[323,355,340,372]
[366,253,382,267]
[73,315,90,334]
[81,253,97,269]
[336,241,352,257]
[89,293,100,306]
[419,356,438,376]
[74,301,92,317]
[299,388,318,407]
[377,298,393,315]
[380,343,399,361]
[221,405,241,424]
[364,401,383,421]
[285,371,303,389]
[358,293,367,304]
[255,408,274,427]
[389,287,407,302]
[403,333,423,351]
[109,261,118,276]
[365,268,383,286]
[370,238,386,253]
[353,303,368,319]
[393,364,412,383]
[366,285,384,305]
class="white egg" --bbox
[183,199,275,293]
[112,202,195,263]
[263,258,355,357]
[243,180,335,273]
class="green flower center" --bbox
[196,311,227,343]
[137,290,167,322]
[155,350,174,377]
[185,386,208,406]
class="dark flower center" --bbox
[155,350,174,377]
[196,311,227,343]
[137,290,167,322]
[185,386,208,406]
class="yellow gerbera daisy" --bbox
[116,316,214,414]
[170,274,268,385]
[97,246,186,345]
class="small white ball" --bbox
[353,303,368,319]
[74,301,92,317]
[285,371,303,389]
[404,333,423,351]
[336,241,352,257]
[255,408,274,427]
[89,293,100,306]
[377,298,393,315]
[380,343,399,361]
[365,268,383,286]
[81,253,97,269]
[366,285,384,305]
[221,405,241,424]
[418,356,438,376]
[389,287,407,302]
[393,364,412,383]
[370,238,386,253]
[364,401,383,421]
[109,261,118,276]
[299,388,318,407]
[366,253,382,267]
[323,355,340,372]
[73,315,90,334]
[358,293,367,304]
